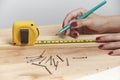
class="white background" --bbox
[77,66,120,80]
[0,0,120,28]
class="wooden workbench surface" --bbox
[0,25,120,80]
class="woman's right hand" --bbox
[62,8,116,38]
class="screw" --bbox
[66,58,69,66]
[32,63,52,75]
[72,56,87,59]
[44,66,52,75]
[26,50,46,63]
[56,55,64,62]
[55,61,59,71]
[53,58,56,66]
[45,56,51,64]
[27,57,41,63]
[39,56,47,64]
[39,50,46,58]
[50,56,52,65]
[32,63,45,67]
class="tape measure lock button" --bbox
[20,29,29,45]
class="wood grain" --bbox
[0,25,120,80]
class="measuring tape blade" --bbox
[35,39,96,44]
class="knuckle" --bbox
[107,42,119,47]
[100,35,112,41]
[103,36,112,40]
[108,43,115,47]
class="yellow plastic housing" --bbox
[12,21,39,46]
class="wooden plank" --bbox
[0,25,120,80]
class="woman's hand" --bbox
[62,8,109,38]
[62,8,120,38]
[96,33,120,56]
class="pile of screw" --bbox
[26,50,69,75]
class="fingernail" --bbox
[108,51,113,55]
[96,37,101,41]
[73,32,78,37]
[98,44,104,49]
[71,22,77,27]
[73,32,77,36]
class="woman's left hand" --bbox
[96,33,120,56]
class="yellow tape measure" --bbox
[12,21,96,46]
[35,39,96,44]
